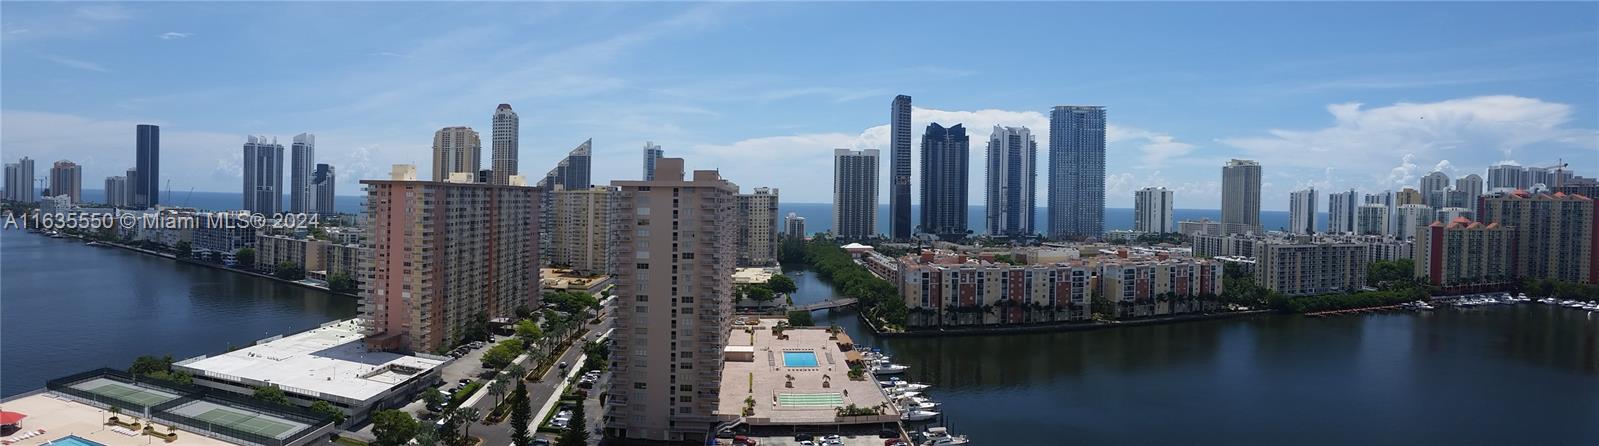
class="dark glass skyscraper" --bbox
[135,124,159,207]
[890,94,913,240]
[1047,106,1105,238]
[919,123,969,239]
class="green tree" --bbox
[128,355,174,375]
[173,240,191,259]
[766,274,798,294]
[1368,259,1415,288]
[327,273,358,293]
[745,285,776,306]
[274,261,306,280]
[488,377,510,406]
[453,407,482,443]
[462,312,491,343]
[253,386,290,406]
[413,428,439,446]
[422,388,447,411]
[234,247,256,270]
[509,381,532,446]
[515,319,544,350]
[787,310,815,327]
[555,402,587,446]
[370,410,419,446]
[481,339,524,370]
[309,400,347,425]
[542,291,599,314]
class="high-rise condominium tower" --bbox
[1394,204,1434,240]
[833,149,879,240]
[312,163,336,214]
[890,95,913,240]
[1456,174,1484,212]
[920,123,969,239]
[431,126,481,181]
[3,157,34,203]
[606,158,738,442]
[1047,105,1106,238]
[538,140,594,262]
[784,212,806,239]
[290,133,316,213]
[1134,187,1174,233]
[1221,159,1262,235]
[986,126,1037,237]
[1419,171,1450,207]
[242,136,285,214]
[135,124,159,207]
[492,104,519,185]
[1478,191,1595,283]
[551,186,616,275]
[1328,189,1359,234]
[737,187,780,266]
[48,160,82,203]
[1289,188,1317,234]
[642,141,664,181]
[360,165,540,353]
[104,176,128,207]
[1356,204,1390,236]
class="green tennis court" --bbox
[72,378,179,407]
[777,392,844,407]
[192,408,297,438]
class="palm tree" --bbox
[454,407,482,441]
[488,377,510,406]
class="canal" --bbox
[784,267,1599,444]
[0,230,357,397]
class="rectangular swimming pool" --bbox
[783,351,819,367]
[49,436,108,446]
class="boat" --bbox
[887,390,922,399]
[921,427,970,446]
[872,362,909,375]
[899,396,940,410]
[85,241,101,247]
[901,408,940,422]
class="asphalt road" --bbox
[473,318,612,446]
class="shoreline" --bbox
[40,230,359,299]
[860,309,1275,338]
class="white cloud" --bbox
[1386,153,1420,187]
[73,4,132,22]
[158,32,192,40]
[43,55,108,72]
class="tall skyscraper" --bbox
[1356,204,1390,236]
[1419,171,1450,207]
[1394,204,1434,240]
[985,125,1037,237]
[1486,164,1523,191]
[135,124,159,207]
[1395,187,1423,206]
[1456,173,1484,212]
[491,104,519,185]
[4,157,34,203]
[642,141,664,181]
[1415,217,1514,286]
[736,187,780,266]
[104,176,128,207]
[360,165,541,353]
[920,123,969,239]
[551,186,617,275]
[1221,159,1262,235]
[784,212,806,239]
[1365,191,1397,237]
[431,126,482,181]
[123,167,138,207]
[1479,191,1595,283]
[833,149,879,240]
[1047,105,1106,238]
[606,157,737,442]
[242,136,285,214]
[312,163,336,214]
[537,140,594,261]
[1328,189,1359,234]
[1133,187,1174,233]
[1288,188,1317,234]
[48,160,82,203]
[890,94,913,240]
[289,133,316,213]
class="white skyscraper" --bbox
[1394,203,1434,240]
[1365,191,1396,237]
[642,141,664,181]
[1221,159,1262,235]
[491,104,519,185]
[985,125,1037,236]
[1456,174,1484,213]
[833,149,879,240]
[1419,171,1450,207]
[1356,204,1390,236]
[289,133,315,213]
[4,157,36,203]
[1133,187,1174,233]
[1328,189,1358,234]
[104,176,128,207]
[1289,188,1317,234]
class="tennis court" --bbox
[164,400,308,440]
[70,377,180,407]
[777,392,844,407]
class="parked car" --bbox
[532,439,551,446]
[558,361,569,370]
[732,435,758,446]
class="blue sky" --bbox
[3,2,1595,210]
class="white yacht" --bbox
[899,396,941,410]
[873,362,909,375]
[901,408,940,422]
[922,428,970,446]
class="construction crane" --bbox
[1545,159,1569,188]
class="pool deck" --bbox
[716,319,898,426]
[0,394,237,446]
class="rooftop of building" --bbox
[733,267,779,285]
[716,318,897,426]
[538,268,612,293]
[175,319,444,403]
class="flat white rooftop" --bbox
[178,319,444,403]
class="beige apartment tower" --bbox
[552,186,618,275]
[432,126,482,182]
[737,187,780,266]
[605,158,738,443]
[360,166,540,353]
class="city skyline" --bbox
[2,2,1596,211]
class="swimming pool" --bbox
[49,436,108,446]
[783,351,819,367]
